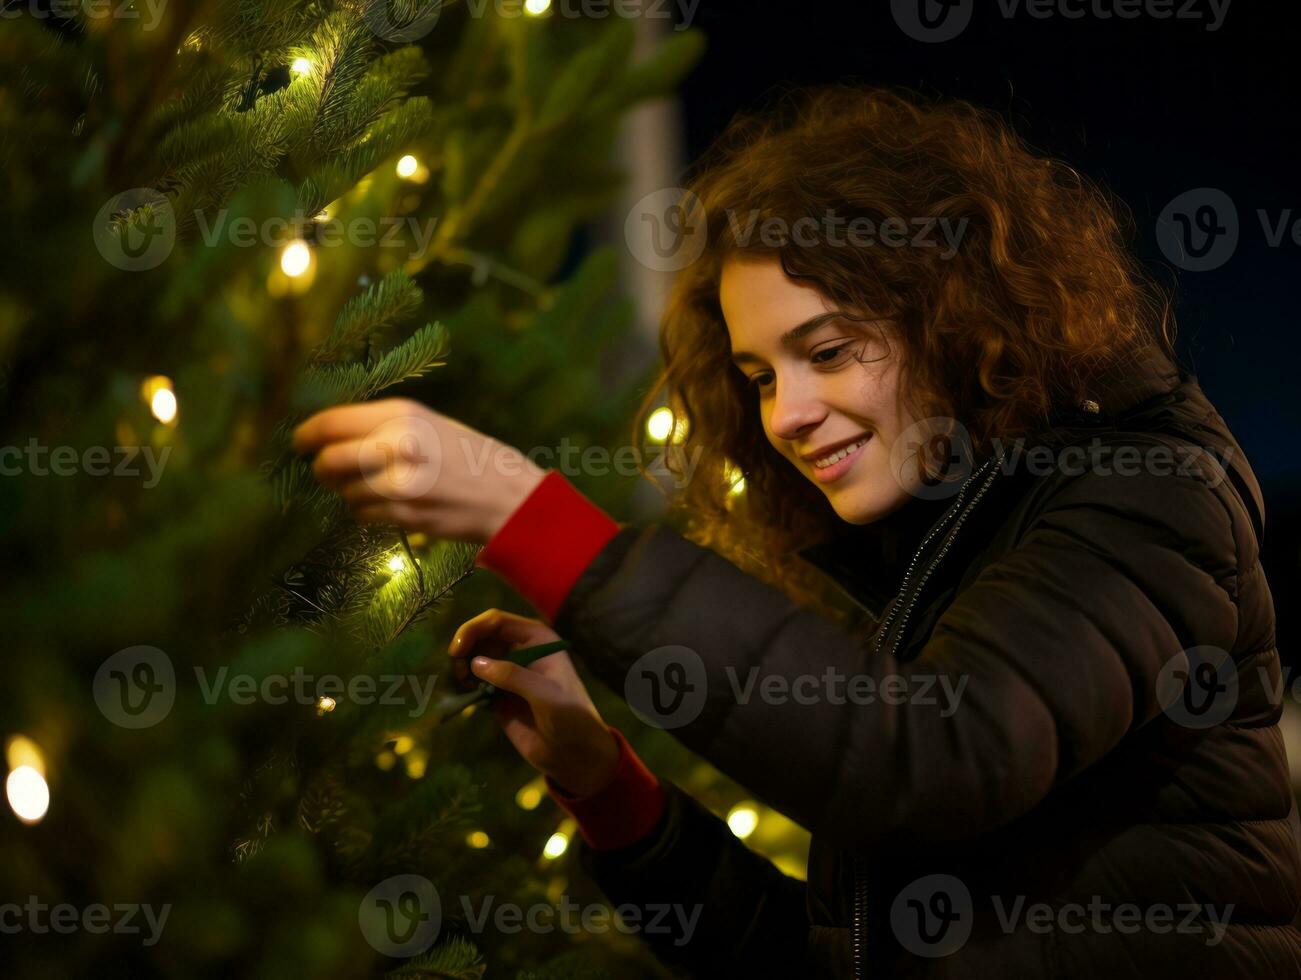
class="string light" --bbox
[291,57,312,75]
[524,0,552,14]
[724,461,746,497]
[5,736,49,826]
[141,376,177,425]
[515,778,544,810]
[392,736,414,755]
[396,155,419,179]
[542,830,569,860]
[315,696,336,715]
[646,407,674,443]
[280,239,312,278]
[403,749,427,779]
[151,388,178,425]
[387,554,407,574]
[726,802,759,839]
[466,830,490,849]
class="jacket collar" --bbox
[797,343,1186,617]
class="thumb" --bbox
[471,655,552,704]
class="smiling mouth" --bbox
[811,434,871,469]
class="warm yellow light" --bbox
[466,830,490,849]
[727,803,759,839]
[515,782,543,811]
[316,696,336,715]
[375,749,397,771]
[5,735,45,775]
[280,239,312,278]
[542,831,569,859]
[404,750,427,779]
[150,387,178,425]
[646,407,674,443]
[291,57,312,75]
[6,766,49,825]
[524,0,551,14]
[396,155,419,179]
[387,554,407,574]
[724,462,745,497]
[392,735,414,755]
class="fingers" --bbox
[469,656,554,705]
[449,608,556,657]
[291,398,428,454]
[311,440,387,488]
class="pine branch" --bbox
[314,268,425,364]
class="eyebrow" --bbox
[729,312,844,366]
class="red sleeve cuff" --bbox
[545,726,668,851]
[474,469,622,623]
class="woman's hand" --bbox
[450,609,620,798]
[291,398,547,544]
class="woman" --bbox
[293,85,1301,978]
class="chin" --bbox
[825,479,912,525]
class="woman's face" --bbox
[721,254,920,525]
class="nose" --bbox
[768,373,827,444]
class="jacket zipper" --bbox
[853,450,1009,979]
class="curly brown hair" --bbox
[628,83,1176,619]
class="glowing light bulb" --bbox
[388,554,407,574]
[724,462,745,497]
[542,830,569,859]
[466,830,490,849]
[515,783,543,810]
[646,407,674,443]
[6,766,49,825]
[727,803,759,839]
[524,0,551,14]
[392,735,414,755]
[316,696,336,715]
[396,155,419,179]
[151,387,178,425]
[291,57,312,75]
[280,239,311,278]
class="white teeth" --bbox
[813,436,869,468]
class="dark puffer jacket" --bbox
[548,344,1301,978]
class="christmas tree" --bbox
[0,1,704,976]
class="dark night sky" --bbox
[666,0,1300,664]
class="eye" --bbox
[811,342,854,367]
[743,343,856,391]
